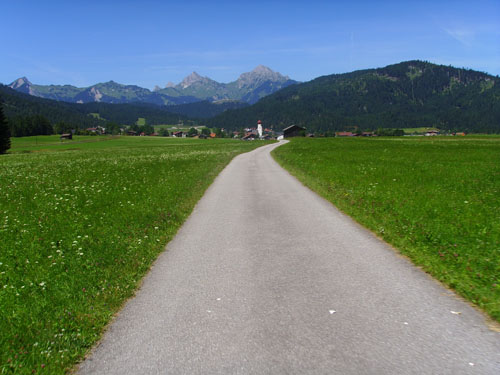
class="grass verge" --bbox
[272,137,500,321]
[0,136,272,374]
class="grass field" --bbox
[9,135,119,153]
[273,137,500,321]
[88,113,104,121]
[0,136,271,374]
[403,127,439,134]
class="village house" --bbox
[283,125,305,138]
[86,126,105,135]
[336,131,354,137]
[172,131,186,138]
[242,132,257,141]
[425,130,440,136]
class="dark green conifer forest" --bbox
[207,61,500,133]
[0,103,11,154]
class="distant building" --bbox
[86,126,105,135]
[425,130,440,136]
[336,132,354,137]
[60,133,72,140]
[172,131,185,138]
[242,132,257,141]
[283,125,305,138]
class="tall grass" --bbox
[273,137,500,321]
[0,136,271,374]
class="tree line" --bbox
[0,104,10,154]
[0,85,193,136]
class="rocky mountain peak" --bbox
[165,81,175,88]
[9,77,32,90]
[237,66,290,88]
[9,77,37,95]
[253,65,274,74]
[180,72,206,88]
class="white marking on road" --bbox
[329,310,336,314]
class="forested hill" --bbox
[206,61,500,133]
[0,84,102,129]
[165,100,249,118]
[0,85,188,129]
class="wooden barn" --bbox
[283,125,305,138]
[172,131,185,138]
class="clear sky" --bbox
[1,0,499,89]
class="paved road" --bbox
[79,141,500,374]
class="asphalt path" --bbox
[79,141,500,374]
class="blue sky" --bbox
[1,0,499,89]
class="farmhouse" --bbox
[283,125,305,138]
[172,131,186,138]
[60,133,72,140]
[86,126,105,135]
[425,130,440,136]
[242,132,257,141]
[336,131,354,137]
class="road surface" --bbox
[79,141,500,374]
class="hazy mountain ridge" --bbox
[8,66,297,106]
[206,60,500,133]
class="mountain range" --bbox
[206,60,500,133]
[8,65,297,106]
[3,61,500,134]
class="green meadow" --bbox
[402,127,440,134]
[273,137,500,321]
[0,136,271,374]
[135,117,146,126]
